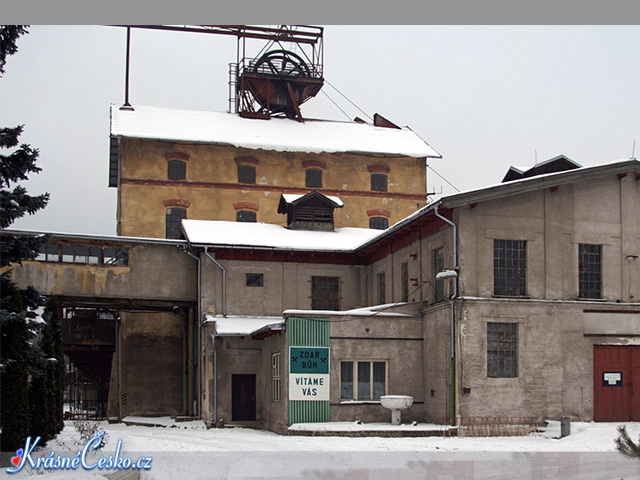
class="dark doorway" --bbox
[232,374,256,421]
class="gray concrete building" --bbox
[5,157,639,430]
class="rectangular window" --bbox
[340,361,353,400]
[311,276,340,310]
[168,160,186,180]
[36,243,128,266]
[246,273,263,287]
[434,247,445,302]
[377,272,386,304]
[272,353,281,403]
[37,243,60,262]
[88,247,101,264]
[238,164,256,184]
[487,322,518,378]
[166,208,187,239]
[340,360,387,400]
[401,262,409,302]
[494,239,527,297]
[579,244,602,299]
[371,173,388,192]
[73,246,89,263]
[305,169,323,188]
[62,245,74,263]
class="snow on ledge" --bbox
[205,315,284,336]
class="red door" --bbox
[593,345,640,421]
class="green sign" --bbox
[290,347,329,374]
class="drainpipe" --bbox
[434,203,458,426]
[203,247,226,428]
[209,333,218,427]
[204,247,227,317]
[115,312,121,421]
[184,249,201,419]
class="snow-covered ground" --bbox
[4,418,640,479]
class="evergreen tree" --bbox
[0,278,31,451]
[44,297,65,436]
[1,25,52,451]
[616,425,640,460]
[0,26,28,76]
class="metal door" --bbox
[593,345,639,421]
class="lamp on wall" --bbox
[436,269,458,281]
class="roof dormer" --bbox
[277,191,344,231]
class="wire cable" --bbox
[324,78,374,123]
[427,164,460,192]
[320,89,352,121]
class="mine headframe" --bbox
[116,25,324,122]
[229,25,324,122]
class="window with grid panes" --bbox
[237,164,256,184]
[369,217,389,230]
[167,160,186,180]
[487,322,518,378]
[305,168,323,188]
[371,173,387,192]
[494,239,527,296]
[166,208,187,239]
[311,276,340,310]
[271,352,281,402]
[340,361,387,400]
[578,244,602,299]
[401,262,409,302]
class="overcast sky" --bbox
[2,25,639,235]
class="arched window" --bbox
[236,210,257,222]
[166,207,187,239]
[168,160,186,180]
[369,217,389,230]
[306,168,323,188]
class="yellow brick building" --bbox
[109,105,441,238]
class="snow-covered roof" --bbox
[204,315,284,336]
[182,219,382,251]
[444,158,640,208]
[284,304,415,318]
[110,105,441,158]
[281,193,344,208]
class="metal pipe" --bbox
[121,27,133,110]
[115,312,121,421]
[184,249,201,419]
[204,247,227,317]
[434,203,458,426]
[209,334,218,427]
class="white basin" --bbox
[380,395,413,425]
[380,395,413,410]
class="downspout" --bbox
[204,247,227,317]
[115,312,121,421]
[184,249,201,419]
[203,248,226,428]
[209,334,217,427]
[434,203,458,426]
